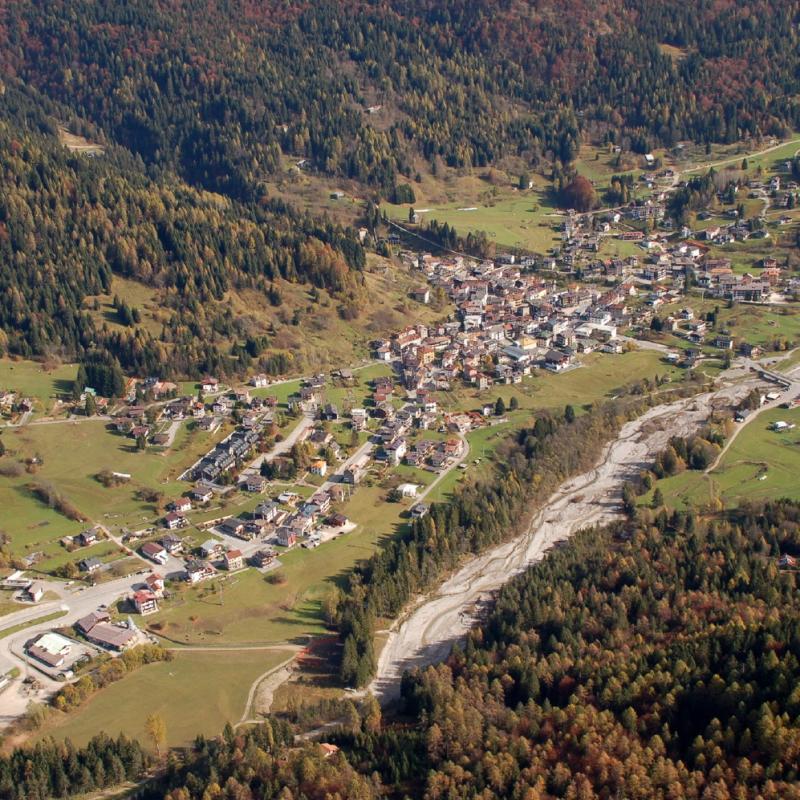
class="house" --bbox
[160,533,183,555]
[1,571,32,590]
[132,589,159,615]
[328,484,350,503]
[163,512,187,531]
[351,408,368,431]
[543,349,573,372]
[410,503,429,519]
[255,501,281,523]
[200,539,224,559]
[75,610,110,635]
[343,455,370,485]
[200,377,219,395]
[218,517,248,539]
[26,632,73,668]
[76,529,98,548]
[276,527,297,548]
[145,573,165,596]
[192,483,214,503]
[444,438,461,458]
[397,483,419,498]
[185,559,216,584]
[384,438,407,466]
[320,743,340,759]
[242,474,267,493]
[779,554,797,569]
[224,549,244,571]
[85,622,137,651]
[327,512,348,529]
[714,335,734,350]
[170,497,192,513]
[251,373,269,389]
[412,287,431,304]
[310,492,332,514]
[321,403,339,421]
[22,583,44,603]
[310,459,328,477]
[141,541,169,566]
[130,425,150,441]
[251,549,277,568]
[739,342,762,358]
[79,557,102,574]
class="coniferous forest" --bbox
[2,3,800,796]
[1,0,800,375]
[49,499,798,800]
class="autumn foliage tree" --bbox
[559,174,598,211]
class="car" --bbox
[97,604,108,611]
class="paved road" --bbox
[416,434,469,502]
[240,414,316,478]
[317,440,375,495]
[705,360,800,473]
[0,571,151,705]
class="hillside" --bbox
[0,81,434,377]
[1,1,800,375]
[18,501,792,800]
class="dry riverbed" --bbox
[369,379,761,703]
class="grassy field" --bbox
[150,486,406,645]
[656,296,800,354]
[645,406,800,510]
[0,359,78,418]
[440,349,681,416]
[426,349,685,502]
[385,190,563,253]
[0,418,230,561]
[37,648,292,748]
[777,349,800,373]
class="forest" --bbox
[0,82,364,377]
[332,380,702,688]
[33,500,799,799]
[1,0,800,372]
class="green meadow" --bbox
[37,648,292,748]
[645,406,800,510]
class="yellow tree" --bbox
[145,712,167,757]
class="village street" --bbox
[0,571,154,721]
[240,413,316,478]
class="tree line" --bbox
[331,380,704,687]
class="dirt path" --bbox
[235,653,298,727]
[369,380,760,704]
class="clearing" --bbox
[37,648,293,748]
